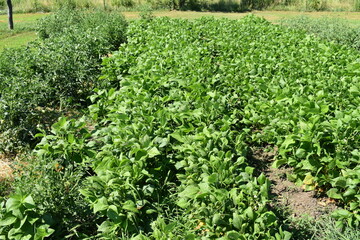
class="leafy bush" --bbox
[281,16,360,51]
[0,10,127,153]
[6,117,98,239]
[0,193,54,240]
[36,9,127,48]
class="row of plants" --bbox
[99,15,360,230]
[0,9,127,153]
[2,15,359,239]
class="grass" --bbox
[1,10,360,50]
[0,13,46,50]
[0,31,36,51]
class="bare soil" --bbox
[251,147,337,219]
[0,155,13,180]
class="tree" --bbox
[6,0,14,30]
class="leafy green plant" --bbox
[9,117,98,239]
[0,193,54,240]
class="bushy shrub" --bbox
[0,9,127,153]
[7,117,99,238]
[36,8,127,48]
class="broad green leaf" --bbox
[176,198,189,209]
[227,231,241,239]
[244,207,254,220]
[327,188,343,200]
[164,222,177,233]
[122,200,139,213]
[212,213,222,225]
[245,167,254,175]
[281,136,295,149]
[283,231,292,240]
[184,233,196,240]
[148,147,160,158]
[331,209,352,219]
[208,173,218,184]
[232,212,243,230]
[179,185,199,198]
[349,86,359,95]
[350,202,359,210]
[170,133,185,143]
[93,197,108,213]
[257,173,266,185]
[107,205,121,223]
[332,177,347,188]
[0,216,17,226]
[6,197,21,212]
[295,148,306,158]
[67,134,75,144]
[23,195,35,209]
[272,159,287,168]
[34,225,54,240]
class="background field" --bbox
[1,0,360,12]
[1,10,360,51]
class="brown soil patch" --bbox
[251,147,337,219]
[0,155,14,180]
[267,167,337,218]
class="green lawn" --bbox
[1,11,360,50]
[0,31,36,51]
[0,13,46,50]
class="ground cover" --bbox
[0,13,45,50]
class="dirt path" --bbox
[251,147,337,219]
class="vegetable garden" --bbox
[0,12,359,239]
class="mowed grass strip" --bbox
[0,31,36,51]
[0,13,47,50]
[0,12,47,31]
